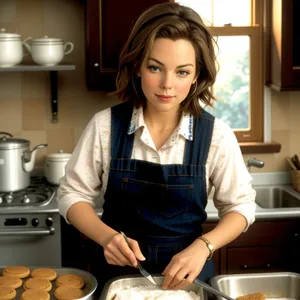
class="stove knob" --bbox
[45,217,53,227]
[23,195,30,204]
[32,218,39,227]
[4,193,13,204]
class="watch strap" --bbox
[197,236,214,260]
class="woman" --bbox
[57,2,255,292]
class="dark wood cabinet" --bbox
[219,220,300,274]
[265,0,300,91]
[61,218,300,276]
[85,0,169,91]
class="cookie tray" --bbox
[99,274,208,300]
[0,266,97,300]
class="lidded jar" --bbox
[0,28,24,67]
[44,150,72,185]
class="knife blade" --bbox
[120,231,156,285]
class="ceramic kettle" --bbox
[44,150,72,185]
[0,28,25,67]
[23,36,74,66]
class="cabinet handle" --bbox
[243,264,271,269]
[94,63,99,68]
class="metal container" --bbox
[0,132,47,192]
[0,267,97,300]
[100,275,208,300]
[210,272,300,300]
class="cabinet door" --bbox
[221,220,300,274]
[226,247,289,274]
[85,0,169,91]
[266,0,300,90]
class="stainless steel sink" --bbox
[254,186,300,208]
[210,272,300,300]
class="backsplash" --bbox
[0,0,300,172]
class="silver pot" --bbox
[0,132,47,192]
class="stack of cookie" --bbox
[0,266,86,300]
[54,274,85,300]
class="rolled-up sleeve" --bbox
[208,120,256,231]
[57,114,104,223]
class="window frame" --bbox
[174,0,264,143]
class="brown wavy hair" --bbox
[113,2,218,116]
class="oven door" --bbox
[0,213,61,267]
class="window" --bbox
[176,0,264,142]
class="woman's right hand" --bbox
[102,232,146,267]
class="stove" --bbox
[0,176,62,267]
[0,177,55,207]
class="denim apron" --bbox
[93,102,215,290]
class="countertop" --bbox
[3,183,299,220]
[94,184,300,221]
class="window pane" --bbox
[177,0,212,26]
[177,0,251,26]
[210,36,250,130]
[213,0,251,26]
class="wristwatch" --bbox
[197,236,214,260]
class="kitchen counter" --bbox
[95,184,300,221]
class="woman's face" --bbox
[138,38,197,114]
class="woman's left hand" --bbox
[161,239,209,290]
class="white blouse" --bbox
[57,106,256,230]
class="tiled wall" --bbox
[0,0,299,172]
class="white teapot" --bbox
[23,36,74,66]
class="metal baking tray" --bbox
[210,272,300,300]
[0,266,97,300]
[99,274,208,300]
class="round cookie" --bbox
[0,276,22,289]
[31,268,57,281]
[24,278,52,292]
[0,286,16,300]
[3,266,30,278]
[21,289,50,300]
[54,286,84,300]
[55,274,84,289]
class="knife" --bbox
[120,231,156,285]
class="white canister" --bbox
[23,36,74,66]
[44,150,72,185]
[0,28,24,67]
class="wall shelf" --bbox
[0,64,76,123]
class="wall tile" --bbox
[46,128,75,154]
[0,73,22,132]
[271,90,290,131]
[22,98,46,130]
[0,0,17,23]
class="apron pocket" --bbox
[122,177,193,217]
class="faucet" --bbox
[247,158,264,172]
